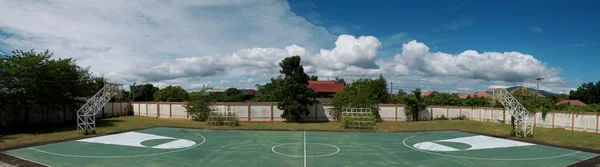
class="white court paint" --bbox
[413,135,534,152]
[78,132,196,149]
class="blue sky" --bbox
[0,0,598,94]
[289,0,600,82]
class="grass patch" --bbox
[1,116,599,151]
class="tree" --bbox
[334,77,346,85]
[252,77,284,102]
[276,56,317,122]
[370,74,390,104]
[185,87,213,121]
[130,84,159,101]
[405,88,428,121]
[153,85,189,102]
[0,49,98,133]
[213,88,246,102]
[330,79,379,120]
[569,81,600,104]
[309,75,319,81]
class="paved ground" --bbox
[2,127,598,167]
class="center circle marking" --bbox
[271,142,340,158]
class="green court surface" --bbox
[3,127,598,167]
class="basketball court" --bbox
[2,127,598,167]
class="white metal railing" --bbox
[491,88,534,137]
[77,83,121,132]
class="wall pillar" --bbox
[534,112,537,126]
[430,107,433,120]
[552,112,555,128]
[572,113,575,131]
[394,104,398,121]
[169,103,172,118]
[112,103,114,117]
[446,107,449,117]
[270,102,274,121]
[314,104,318,121]
[146,103,148,116]
[503,108,506,123]
[596,112,600,133]
[247,103,251,121]
[157,102,160,118]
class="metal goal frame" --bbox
[341,108,376,129]
[206,105,240,126]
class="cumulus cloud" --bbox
[0,0,334,84]
[391,40,562,83]
[313,35,381,71]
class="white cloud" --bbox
[0,0,334,84]
[313,35,381,71]
[530,26,543,33]
[0,1,571,94]
[391,40,562,83]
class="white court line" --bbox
[402,136,581,161]
[303,131,307,167]
[28,134,206,158]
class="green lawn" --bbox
[1,116,599,151]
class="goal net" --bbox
[341,108,376,129]
[207,106,239,126]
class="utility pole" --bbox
[132,82,136,102]
[390,81,393,103]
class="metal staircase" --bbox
[490,88,534,137]
[77,83,122,132]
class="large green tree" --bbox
[185,86,214,121]
[330,79,379,120]
[277,56,317,122]
[405,88,428,121]
[153,85,189,102]
[130,83,159,101]
[569,81,600,104]
[252,77,285,102]
[213,88,246,102]
[0,49,99,133]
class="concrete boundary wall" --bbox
[125,102,600,134]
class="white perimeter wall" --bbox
[123,102,600,134]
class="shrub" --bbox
[451,115,468,120]
[185,98,213,122]
[433,115,448,120]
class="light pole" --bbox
[535,77,543,94]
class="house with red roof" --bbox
[307,80,345,98]
[556,100,586,106]
[423,90,439,97]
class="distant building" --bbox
[307,80,345,99]
[474,91,491,98]
[458,93,475,99]
[556,100,586,106]
[423,90,439,97]
[239,89,257,100]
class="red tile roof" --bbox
[556,100,586,106]
[423,90,439,96]
[307,81,345,93]
[459,93,475,99]
[475,91,491,98]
